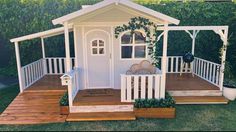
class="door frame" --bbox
[84,28,113,89]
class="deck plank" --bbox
[66,112,136,122]
[174,96,229,104]
[166,73,219,91]
[0,89,67,125]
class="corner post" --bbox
[41,38,47,74]
[64,22,72,72]
[14,42,24,93]
[219,28,228,91]
[160,22,169,98]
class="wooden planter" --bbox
[60,106,69,115]
[134,108,176,118]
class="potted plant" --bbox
[223,80,236,101]
[134,93,176,118]
[223,62,236,101]
[59,92,69,115]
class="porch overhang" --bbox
[52,0,180,25]
[10,26,73,43]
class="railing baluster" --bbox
[154,75,160,99]
[54,58,58,74]
[148,76,153,99]
[59,58,63,74]
[141,76,146,99]
[171,57,174,73]
[49,58,52,74]
[134,76,139,99]
[127,76,132,102]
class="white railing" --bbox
[45,57,75,74]
[21,59,44,89]
[61,68,80,107]
[159,56,191,73]
[193,57,221,87]
[121,74,162,102]
[20,57,75,90]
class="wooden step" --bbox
[168,90,222,96]
[174,96,229,104]
[66,112,136,122]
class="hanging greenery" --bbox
[114,17,161,66]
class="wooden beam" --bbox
[14,42,24,93]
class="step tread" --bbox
[174,96,229,104]
[66,112,136,121]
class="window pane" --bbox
[99,48,104,54]
[92,40,97,47]
[121,46,132,58]
[135,46,146,58]
[135,31,146,44]
[92,48,97,54]
[121,32,133,44]
[99,40,104,46]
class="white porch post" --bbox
[219,28,228,91]
[41,38,47,74]
[160,22,169,98]
[64,22,72,72]
[73,27,79,68]
[14,42,24,93]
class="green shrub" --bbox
[59,92,69,106]
[134,92,175,108]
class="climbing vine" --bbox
[114,17,161,66]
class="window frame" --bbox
[90,38,106,56]
[120,30,148,60]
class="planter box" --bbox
[134,108,175,118]
[223,86,236,101]
[60,106,69,115]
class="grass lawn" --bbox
[0,85,236,131]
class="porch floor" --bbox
[0,90,67,124]
[73,89,132,106]
[166,73,219,91]
[25,75,67,92]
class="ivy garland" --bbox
[114,17,160,66]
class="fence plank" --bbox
[148,76,153,99]
[134,76,139,99]
[127,76,132,102]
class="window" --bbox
[91,39,105,55]
[121,31,147,59]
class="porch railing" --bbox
[21,57,75,90]
[21,59,44,89]
[159,56,191,73]
[193,57,221,87]
[45,57,75,75]
[121,73,162,102]
[61,68,80,107]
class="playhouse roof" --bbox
[52,0,180,25]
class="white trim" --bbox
[157,26,228,31]
[84,28,112,89]
[10,26,73,43]
[110,26,115,88]
[52,0,179,25]
[90,38,106,56]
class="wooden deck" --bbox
[0,84,67,124]
[73,89,132,106]
[166,73,219,91]
[25,75,67,92]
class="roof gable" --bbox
[52,0,180,25]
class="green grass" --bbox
[1,86,236,131]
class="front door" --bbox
[86,30,111,89]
